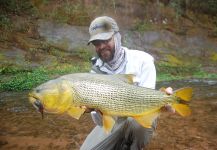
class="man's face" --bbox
[91,37,115,62]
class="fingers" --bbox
[80,106,95,113]
[163,87,175,113]
[80,106,87,109]
[95,109,103,115]
[161,104,175,114]
[165,87,173,95]
[164,104,176,113]
[91,111,103,126]
[80,106,102,114]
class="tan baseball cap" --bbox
[88,16,119,44]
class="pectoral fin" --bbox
[67,106,85,119]
[134,110,160,128]
[102,115,115,133]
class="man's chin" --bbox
[100,57,112,63]
[98,52,114,62]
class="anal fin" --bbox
[102,114,115,133]
[133,109,160,128]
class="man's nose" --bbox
[98,42,106,50]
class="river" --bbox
[0,79,216,150]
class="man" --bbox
[80,16,174,150]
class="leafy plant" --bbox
[0,0,35,15]
[75,47,93,61]
[0,68,49,91]
[43,2,90,25]
[156,62,217,81]
[133,20,153,32]
[0,65,31,75]
[0,62,91,91]
[156,63,200,76]
[0,14,12,30]
[169,0,184,20]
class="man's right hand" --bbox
[80,106,94,113]
[80,106,103,126]
[161,87,176,114]
[91,111,103,126]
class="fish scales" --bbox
[63,74,173,116]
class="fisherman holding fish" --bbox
[80,16,175,150]
[28,15,192,150]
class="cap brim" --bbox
[88,32,114,45]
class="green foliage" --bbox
[193,70,217,78]
[0,66,29,75]
[210,52,217,61]
[157,73,183,81]
[48,63,90,76]
[188,0,217,15]
[0,63,91,91]
[211,25,217,37]
[156,62,217,81]
[0,0,35,15]
[0,61,216,91]
[156,63,200,76]
[44,2,90,25]
[75,48,93,61]
[0,14,13,30]
[169,0,217,16]
[0,68,49,91]
[169,0,186,20]
[133,20,153,32]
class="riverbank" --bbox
[0,0,217,91]
[1,62,217,91]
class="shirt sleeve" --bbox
[138,60,156,89]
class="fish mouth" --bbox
[29,94,44,119]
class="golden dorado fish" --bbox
[29,73,192,132]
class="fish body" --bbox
[29,73,192,132]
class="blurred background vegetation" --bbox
[1,0,216,29]
[0,0,217,91]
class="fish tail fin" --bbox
[174,87,193,101]
[172,103,191,117]
[172,87,193,117]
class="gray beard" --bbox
[104,33,126,71]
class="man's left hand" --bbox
[162,87,176,113]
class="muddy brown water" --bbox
[0,79,216,150]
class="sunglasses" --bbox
[91,37,112,47]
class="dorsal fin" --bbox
[115,74,135,84]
